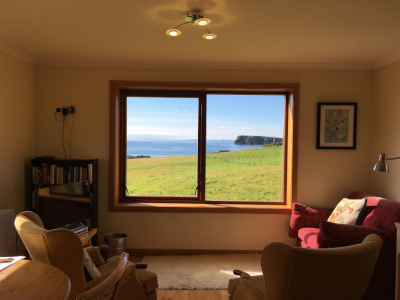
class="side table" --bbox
[79,228,97,247]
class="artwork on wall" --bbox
[316,102,357,149]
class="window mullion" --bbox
[199,93,207,202]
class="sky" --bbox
[126,94,285,140]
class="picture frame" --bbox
[316,102,357,149]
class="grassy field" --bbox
[126,146,283,201]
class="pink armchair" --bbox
[289,192,400,299]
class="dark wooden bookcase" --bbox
[30,158,98,245]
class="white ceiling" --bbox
[0,0,400,69]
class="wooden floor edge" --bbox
[126,249,262,256]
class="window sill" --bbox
[109,202,292,214]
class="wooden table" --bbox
[0,259,70,300]
[79,227,97,246]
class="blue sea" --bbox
[127,140,261,158]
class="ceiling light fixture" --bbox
[166,10,217,40]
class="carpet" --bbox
[142,254,262,290]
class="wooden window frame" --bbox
[109,81,299,214]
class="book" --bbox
[75,227,88,235]
[62,222,86,232]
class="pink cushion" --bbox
[289,203,334,238]
[298,227,323,248]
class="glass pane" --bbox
[126,97,198,196]
[206,95,285,202]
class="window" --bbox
[110,82,298,213]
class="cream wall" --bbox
[35,67,373,250]
[0,50,35,213]
[371,60,400,200]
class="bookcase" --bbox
[30,158,98,245]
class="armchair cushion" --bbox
[83,249,102,280]
[84,246,106,268]
[289,203,334,238]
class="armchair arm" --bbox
[317,220,394,248]
[84,246,106,267]
[289,203,334,238]
[135,262,147,269]
[233,269,244,276]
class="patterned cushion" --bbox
[361,199,400,233]
[289,203,334,238]
[297,228,322,248]
[327,198,366,225]
[317,220,393,247]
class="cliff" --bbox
[234,135,283,145]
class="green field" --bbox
[126,146,283,201]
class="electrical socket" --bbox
[56,108,61,113]
[68,106,75,113]
[62,108,68,116]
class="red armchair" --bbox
[289,192,399,299]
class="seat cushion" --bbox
[228,275,265,299]
[298,227,322,248]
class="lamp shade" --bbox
[373,153,389,172]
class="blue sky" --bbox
[127,94,285,140]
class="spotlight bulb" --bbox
[166,29,181,37]
[195,18,211,26]
[202,34,217,40]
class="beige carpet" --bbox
[142,254,262,290]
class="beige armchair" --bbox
[228,234,383,300]
[15,211,158,300]
[77,252,129,300]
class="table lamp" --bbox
[373,153,400,172]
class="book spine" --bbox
[63,168,67,184]
[79,167,83,182]
[88,164,93,183]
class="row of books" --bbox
[32,163,93,185]
[62,222,88,235]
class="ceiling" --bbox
[1,0,400,69]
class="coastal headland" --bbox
[234,135,283,145]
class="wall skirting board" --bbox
[127,249,262,256]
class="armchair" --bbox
[15,211,158,300]
[228,234,383,300]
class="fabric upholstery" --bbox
[77,253,129,300]
[15,211,158,300]
[85,246,106,268]
[317,220,393,247]
[231,273,264,300]
[228,275,264,300]
[229,235,383,300]
[289,203,333,238]
[297,228,322,248]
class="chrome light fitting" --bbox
[372,153,400,172]
[166,10,217,40]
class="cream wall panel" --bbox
[371,60,400,200]
[0,50,35,213]
[35,67,373,249]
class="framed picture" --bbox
[316,102,357,149]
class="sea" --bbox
[127,140,261,158]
